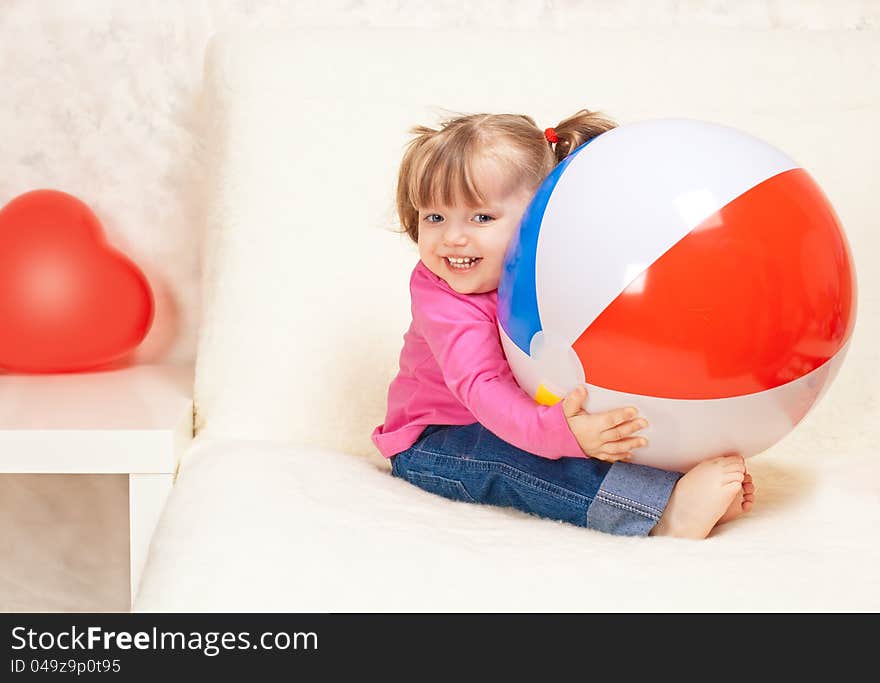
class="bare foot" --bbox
[717,471,756,525]
[649,454,746,539]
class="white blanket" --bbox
[135,433,879,612]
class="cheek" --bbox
[418,233,442,264]
[483,231,514,260]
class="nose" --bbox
[442,222,468,247]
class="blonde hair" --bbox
[396,109,618,243]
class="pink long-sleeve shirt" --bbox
[371,261,586,460]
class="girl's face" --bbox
[417,172,534,295]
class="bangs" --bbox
[407,129,521,211]
[410,144,483,210]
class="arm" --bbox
[412,274,584,460]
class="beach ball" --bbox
[498,118,857,472]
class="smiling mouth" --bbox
[444,256,482,271]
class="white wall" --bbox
[1,0,878,365]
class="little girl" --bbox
[372,110,756,538]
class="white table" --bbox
[0,364,194,608]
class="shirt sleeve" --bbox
[411,270,586,460]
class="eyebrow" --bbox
[421,205,501,213]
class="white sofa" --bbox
[134,27,880,611]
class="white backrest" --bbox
[194,27,877,460]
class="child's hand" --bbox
[561,386,649,462]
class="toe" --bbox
[722,458,746,473]
[724,471,746,484]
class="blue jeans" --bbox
[390,423,683,536]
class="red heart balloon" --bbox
[0,189,154,373]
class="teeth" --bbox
[448,259,477,270]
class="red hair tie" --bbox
[544,127,559,144]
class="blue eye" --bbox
[474,214,494,224]
[424,214,443,223]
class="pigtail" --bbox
[550,109,618,163]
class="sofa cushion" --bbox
[193,26,876,462]
[135,435,880,611]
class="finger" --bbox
[599,418,648,443]
[590,450,633,463]
[561,386,587,418]
[594,436,648,454]
[597,406,639,433]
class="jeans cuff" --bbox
[586,461,682,536]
